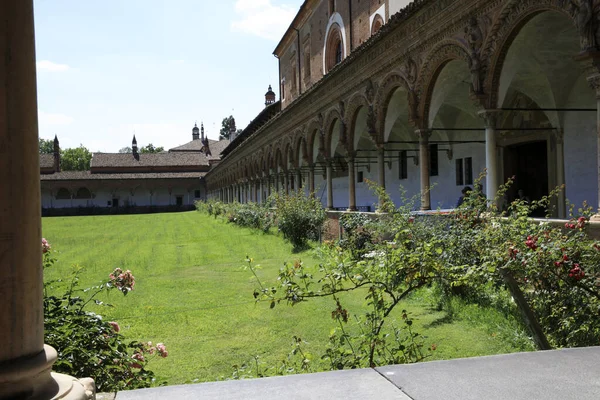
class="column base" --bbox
[346,207,357,212]
[590,214,600,222]
[0,345,95,400]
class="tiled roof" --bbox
[169,139,206,152]
[91,152,209,168]
[40,154,55,169]
[207,139,230,160]
[40,171,205,181]
[169,138,230,159]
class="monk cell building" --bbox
[205,0,600,218]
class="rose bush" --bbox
[43,239,168,392]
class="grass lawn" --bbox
[42,211,534,386]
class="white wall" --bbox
[563,78,598,211]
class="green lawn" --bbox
[43,211,533,386]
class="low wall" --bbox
[325,210,600,241]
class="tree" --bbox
[61,145,92,171]
[119,147,132,153]
[139,144,164,154]
[39,138,54,154]
[219,115,242,140]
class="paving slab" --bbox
[116,368,410,400]
[377,347,600,400]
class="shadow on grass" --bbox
[423,312,455,328]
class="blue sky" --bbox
[34,0,303,152]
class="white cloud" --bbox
[38,111,74,126]
[37,60,71,72]
[231,0,298,41]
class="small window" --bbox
[455,157,473,185]
[429,144,438,177]
[464,157,473,185]
[357,170,364,183]
[399,151,408,180]
[281,78,286,100]
[456,159,464,186]
[194,190,201,198]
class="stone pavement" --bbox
[116,347,600,399]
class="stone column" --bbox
[347,155,357,211]
[284,172,289,195]
[326,161,334,209]
[0,2,93,399]
[479,110,499,202]
[296,169,303,192]
[309,165,315,197]
[417,129,432,210]
[259,179,263,204]
[377,145,386,190]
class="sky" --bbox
[34,0,304,152]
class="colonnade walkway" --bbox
[112,347,599,399]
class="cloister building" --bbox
[205,0,600,219]
[40,125,228,213]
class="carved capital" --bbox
[587,73,600,98]
[416,129,432,145]
[477,109,501,129]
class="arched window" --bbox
[55,187,71,200]
[371,14,384,35]
[325,24,343,73]
[74,187,92,199]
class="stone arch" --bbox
[418,40,471,127]
[375,71,416,141]
[324,108,342,158]
[306,117,323,162]
[483,1,577,108]
[346,92,370,152]
[55,187,71,200]
[295,134,308,168]
[74,187,92,200]
[285,141,296,169]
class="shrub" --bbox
[274,191,326,250]
[43,240,167,392]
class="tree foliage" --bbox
[219,115,242,140]
[39,138,54,154]
[139,143,164,154]
[119,146,132,153]
[61,145,92,171]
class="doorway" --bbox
[503,141,548,216]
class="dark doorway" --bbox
[176,196,183,206]
[112,198,119,208]
[504,141,548,216]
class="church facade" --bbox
[205,0,600,218]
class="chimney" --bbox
[53,135,61,172]
[201,122,205,142]
[192,123,200,140]
[265,84,276,106]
